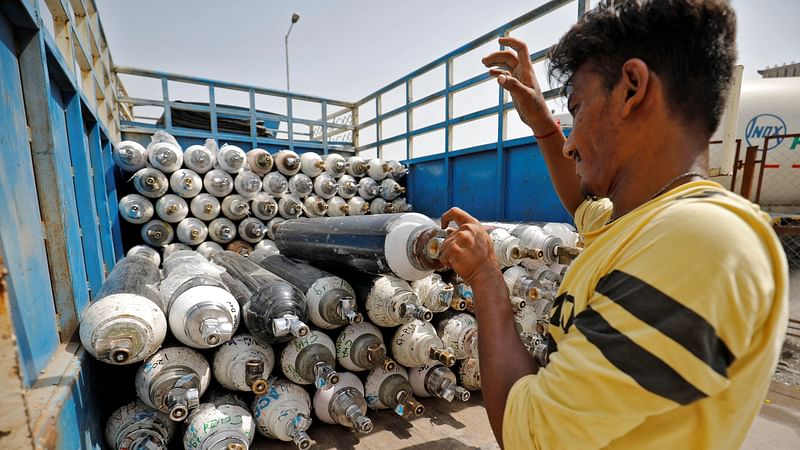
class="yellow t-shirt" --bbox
[503,181,788,450]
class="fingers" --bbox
[494,72,532,95]
[440,207,479,229]
[482,50,519,70]
[498,37,531,67]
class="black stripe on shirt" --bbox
[595,270,735,377]
[575,307,707,405]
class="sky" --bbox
[91,0,799,158]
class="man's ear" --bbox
[619,58,650,118]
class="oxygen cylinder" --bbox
[190,194,221,221]
[208,218,237,244]
[511,224,581,266]
[196,241,224,259]
[366,158,390,181]
[251,253,361,329]
[391,197,413,213]
[183,392,255,450]
[391,320,455,368]
[503,265,542,301]
[159,251,239,348]
[238,217,267,244]
[527,264,561,299]
[489,228,524,267]
[141,220,174,247]
[156,194,189,224]
[263,172,289,197]
[370,198,394,215]
[313,173,338,200]
[337,175,358,199]
[227,240,253,257]
[254,239,279,255]
[113,140,148,172]
[312,372,373,433]
[436,312,479,360]
[212,251,309,343]
[280,330,340,390]
[216,144,246,173]
[278,194,304,219]
[303,194,328,218]
[119,194,155,225]
[379,178,405,201]
[234,170,263,199]
[408,363,470,402]
[79,255,167,365]
[457,358,481,391]
[300,152,325,178]
[265,218,284,240]
[441,271,470,311]
[357,177,380,200]
[133,167,169,198]
[347,196,370,216]
[274,150,302,176]
[335,321,394,372]
[162,243,191,261]
[288,173,313,198]
[213,334,274,394]
[347,274,432,327]
[105,400,176,450]
[542,222,579,247]
[272,213,448,281]
[184,144,216,175]
[412,273,454,313]
[135,347,211,421]
[513,297,538,339]
[246,148,273,176]
[176,218,208,246]
[364,365,425,418]
[252,379,314,450]
[127,245,161,267]
[386,160,408,180]
[169,169,202,199]
[221,194,250,221]
[251,192,279,221]
[323,153,348,178]
[346,156,369,178]
[203,169,234,198]
[326,196,349,217]
[148,142,183,174]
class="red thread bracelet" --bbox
[534,119,561,139]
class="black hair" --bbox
[548,0,737,135]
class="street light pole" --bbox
[285,13,299,92]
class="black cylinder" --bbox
[211,251,308,343]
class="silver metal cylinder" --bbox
[208,218,237,244]
[176,218,208,246]
[155,194,189,224]
[246,148,274,176]
[132,168,169,199]
[251,192,279,221]
[113,140,148,172]
[169,169,202,198]
[234,170,264,199]
[184,144,216,174]
[263,172,289,197]
[203,169,234,198]
[119,194,154,225]
[216,144,246,173]
[221,195,250,221]
[190,193,221,221]
[141,220,174,247]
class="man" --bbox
[438,1,788,449]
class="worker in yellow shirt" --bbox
[439,1,789,449]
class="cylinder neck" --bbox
[287,413,313,450]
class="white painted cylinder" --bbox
[326,196,349,217]
[370,198,393,215]
[105,400,176,450]
[238,217,267,244]
[234,170,264,199]
[263,172,289,197]
[190,194,221,222]
[169,169,203,198]
[126,245,161,267]
[216,144,246,174]
[176,218,208,246]
[436,312,479,360]
[408,363,470,402]
[346,156,369,177]
[300,152,325,178]
[303,194,328,217]
[347,196,370,216]
[278,194,304,219]
[379,178,405,201]
[196,241,224,260]
[148,142,183,173]
[119,194,154,225]
[323,153,348,178]
[208,218,237,244]
[184,144,216,174]
[221,194,250,221]
[386,160,408,180]
[203,169,234,198]
[337,175,358,199]
[312,372,373,433]
[458,358,481,391]
[412,273,454,313]
[288,173,314,198]
[391,197,413,212]
[251,192,279,221]
[313,173,339,199]
[366,158,390,181]
[363,276,430,327]
[253,239,279,256]
[489,228,522,267]
[183,392,255,450]
[156,194,189,224]
[363,365,425,417]
[357,177,380,200]
[113,140,148,172]
[133,167,169,198]
[266,218,284,240]
[252,379,314,449]
[141,220,174,247]
[135,347,211,421]
[213,334,275,394]
[336,321,392,372]
[391,320,455,368]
